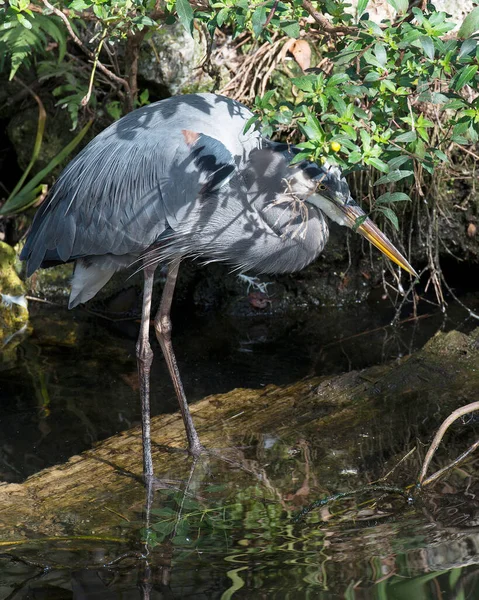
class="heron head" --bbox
[301,162,418,278]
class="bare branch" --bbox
[418,401,479,485]
[301,0,356,36]
[81,35,106,106]
[422,439,479,487]
[264,0,280,30]
[41,0,131,97]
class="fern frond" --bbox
[0,9,67,79]
[0,24,45,79]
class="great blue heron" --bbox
[21,93,417,478]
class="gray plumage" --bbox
[20,92,419,471]
[21,93,349,308]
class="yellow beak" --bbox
[341,202,418,278]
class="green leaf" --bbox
[364,71,380,82]
[290,151,312,164]
[0,120,93,215]
[374,170,413,185]
[280,20,300,38]
[360,19,384,36]
[349,151,362,163]
[458,38,477,59]
[452,134,469,144]
[454,65,478,90]
[152,520,176,535]
[458,7,479,39]
[376,192,411,203]
[363,49,386,70]
[374,42,387,67]
[367,157,388,172]
[16,13,32,29]
[443,98,467,110]
[8,91,46,200]
[419,36,435,60]
[151,507,177,517]
[381,79,396,93]
[386,0,408,14]
[68,0,90,10]
[387,155,411,169]
[251,6,267,37]
[327,73,349,87]
[176,0,194,35]
[291,76,314,92]
[357,0,369,17]
[394,131,417,142]
[300,107,323,140]
[134,15,157,27]
[433,148,448,162]
[216,7,229,27]
[430,92,449,104]
[243,114,259,133]
[360,128,371,149]
[377,206,399,230]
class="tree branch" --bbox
[418,401,479,485]
[301,0,356,36]
[41,0,131,99]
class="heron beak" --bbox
[340,201,419,278]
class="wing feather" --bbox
[21,93,261,277]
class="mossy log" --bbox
[0,328,477,547]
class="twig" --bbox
[372,447,416,483]
[300,0,356,35]
[41,0,130,95]
[418,401,479,484]
[81,34,106,106]
[25,295,64,307]
[455,143,479,162]
[263,0,279,29]
[441,274,479,320]
[422,439,479,487]
[102,551,146,567]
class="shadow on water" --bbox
[0,293,479,598]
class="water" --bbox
[0,294,478,598]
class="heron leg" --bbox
[136,264,157,480]
[153,259,203,457]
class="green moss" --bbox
[0,241,29,344]
[29,262,74,303]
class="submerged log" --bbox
[0,328,478,545]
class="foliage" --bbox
[0,0,67,79]
[144,483,284,551]
[1,0,479,259]
[0,88,92,216]
[243,4,479,230]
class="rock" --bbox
[0,241,29,348]
[139,23,216,96]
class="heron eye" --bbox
[318,183,327,190]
